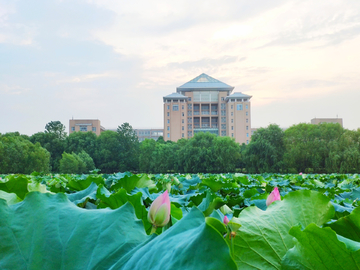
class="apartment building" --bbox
[69,119,105,136]
[163,73,252,144]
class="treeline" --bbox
[1,121,359,174]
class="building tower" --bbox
[163,73,252,144]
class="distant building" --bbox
[135,128,164,142]
[69,119,105,136]
[163,73,252,144]
[311,118,343,127]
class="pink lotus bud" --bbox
[147,190,171,228]
[266,187,281,207]
[223,215,229,225]
[299,172,303,175]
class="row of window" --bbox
[71,126,96,132]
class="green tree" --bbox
[0,133,50,174]
[94,130,122,173]
[59,152,80,174]
[65,131,97,158]
[117,123,140,172]
[45,121,67,140]
[139,139,157,172]
[283,123,344,173]
[243,124,285,173]
[77,150,96,173]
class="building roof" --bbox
[163,92,188,101]
[226,92,252,99]
[176,73,234,92]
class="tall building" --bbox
[163,73,252,144]
[69,119,105,136]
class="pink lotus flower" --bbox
[223,215,229,225]
[299,172,303,175]
[266,187,281,207]
[147,190,171,228]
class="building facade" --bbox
[163,73,252,144]
[69,119,105,136]
[135,128,164,142]
[311,118,343,127]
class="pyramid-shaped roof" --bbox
[163,92,188,101]
[226,92,252,99]
[177,73,234,92]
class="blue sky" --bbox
[1,0,360,135]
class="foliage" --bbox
[0,134,50,174]
[45,120,67,140]
[1,172,360,269]
[59,151,95,174]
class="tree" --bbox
[117,123,140,172]
[45,121,67,140]
[0,133,50,174]
[30,132,65,172]
[65,131,97,159]
[243,124,285,173]
[93,131,122,173]
[283,123,344,173]
[139,139,157,172]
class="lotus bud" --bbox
[147,190,171,228]
[266,187,281,207]
[223,215,229,225]
[299,172,303,175]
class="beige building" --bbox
[163,73,252,144]
[311,118,343,127]
[69,119,105,136]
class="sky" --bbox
[1,0,360,136]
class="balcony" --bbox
[194,111,200,115]
[201,111,210,115]
[211,111,218,115]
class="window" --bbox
[231,133,234,137]
[221,117,226,123]
[167,105,170,110]
[231,105,233,109]
[92,127,96,132]
[231,126,233,130]
[167,126,170,131]
[221,97,224,101]
[167,112,170,116]
[182,126,184,130]
[71,127,75,131]
[221,104,226,109]
[246,105,248,109]
[188,124,192,130]
[246,140,249,144]
[231,112,233,116]
[246,111,248,116]
[237,104,243,111]
[246,133,249,137]
[221,124,226,129]
[173,105,179,111]
[167,119,170,124]
[80,126,87,132]
[188,97,191,101]
[182,112,184,117]
[246,119,248,123]
[182,105,184,110]
[182,133,184,138]
[167,133,170,138]
[246,126,248,130]
[231,119,233,123]
[188,131,192,137]
[182,119,184,123]
[221,130,226,136]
